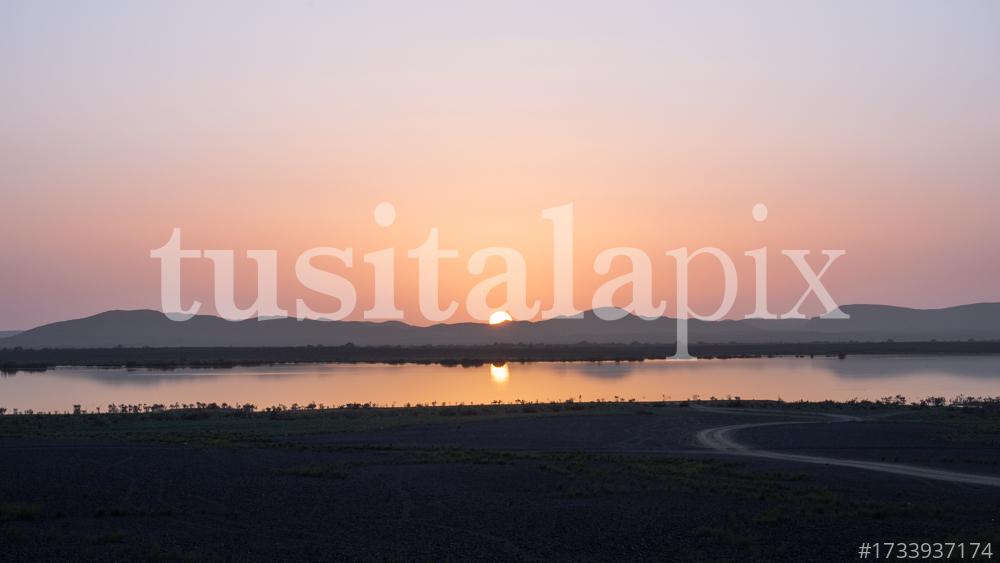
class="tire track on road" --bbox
[693,405,1000,488]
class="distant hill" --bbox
[2,303,999,349]
[0,331,21,340]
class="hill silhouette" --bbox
[1,303,998,349]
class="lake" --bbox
[2,355,1000,413]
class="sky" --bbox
[1,1,999,329]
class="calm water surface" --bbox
[2,356,1000,413]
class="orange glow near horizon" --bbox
[1,2,999,330]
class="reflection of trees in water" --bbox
[536,356,1000,382]
[34,364,359,386]
[40,367,252,387]
[818,356,1000,379]
[8,357,1000,393]
[537,357,781,379]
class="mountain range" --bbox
[1,303,998,349]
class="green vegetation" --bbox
[3,400,999,562]
[270,445,990,562]
[4,398,998,446]
[276,463,347,479]
[890,406,1000,447]
[0,502,43,523]
[0,401,660,445]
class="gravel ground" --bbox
[1,405,998,562]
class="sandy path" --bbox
[693,405,1000,488]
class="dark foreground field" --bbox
[1,402,999,562]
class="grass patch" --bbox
[894,408,1000,446]
[88,529,128,545]
[277,463,348,479]
[0,403,635,446]
[95,505,176,518]
[0,502,42,522]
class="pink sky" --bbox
[1,1,999,329]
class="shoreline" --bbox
[3,340,1000,374]
[1,396,998,419]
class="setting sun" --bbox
[488,311,513,325]
[3,4,999,561]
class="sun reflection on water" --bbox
[489,362,510,383]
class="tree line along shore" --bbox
[2,340,999,374]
